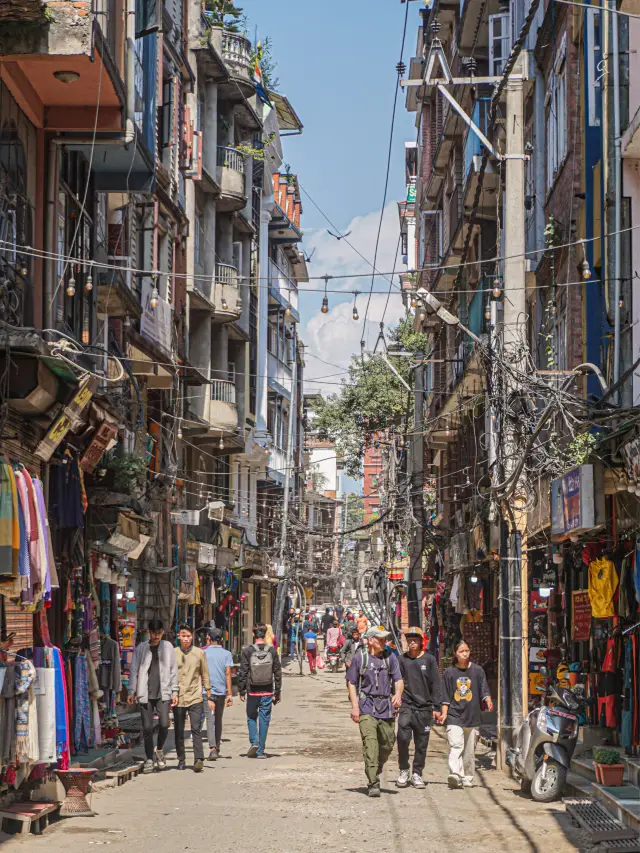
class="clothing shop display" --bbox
[588,556,619,619]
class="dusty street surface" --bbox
[20,669,581,853]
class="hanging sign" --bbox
[170,509,201,525]
[81,421,119,473]
[35,375,96,461]
[572,590,592,641]
[529,548,557,588]
[551,465,597,540]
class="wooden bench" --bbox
[105,760,144,786]
[0,802,59,835]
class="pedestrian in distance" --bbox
[396,626,443,789]
[441,640,494,789]
[356,610,369,635]
[320,607,334,637]
[128,618,178,773]
[346,626,404,797]
[174,624,214,772]
[202,627,233,760]
[304,624,318,674]
[238,623,282,758]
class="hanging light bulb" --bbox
[419,307,426,321]
[285,302,292,317]
[66,276,76,297]
[85,271,93,292]
[321,296,329,314]
[219,436,225,450]
[411,296,418,308]
[619,297,625,309]
[150,281,159,309]
[177,421,183,440]
[470,573,478,583]
[492,281,502,299]
[352,291,359,321]
[484,305,491,321]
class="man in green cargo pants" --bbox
[346,627,404,797]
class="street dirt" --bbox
[15,666,587,853]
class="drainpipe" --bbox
[612,0,622,396]
[44,2,138,326]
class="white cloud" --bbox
[300,202,407,397]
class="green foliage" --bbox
[311,316,421,478]
[205,0,243,29]
[593,747,622,765]
[236,132,276,162]
[344,494,365,530]
[106,452,148,493]
[565,433,597,469]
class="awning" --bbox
[65,140,155,193]
[270,92,303,133]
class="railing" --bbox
[210,379,236,404]
[217,146,244,173]
[221,30,252,70]
[215,262,238,285]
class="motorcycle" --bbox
[326,646,340,673]
[507,678,585,802]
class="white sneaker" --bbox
[396,769,410,788]
[462,779,474,788]
[448,773,462,789]
[155,749,166,770]
[411,772,426,788]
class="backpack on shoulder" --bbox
[249,644,274,686]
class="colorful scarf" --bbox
[0,461,19,576]
[15,660,36,764]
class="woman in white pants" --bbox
[441,641,493,789]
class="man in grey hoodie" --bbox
[128,618,179,772]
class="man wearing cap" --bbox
[346,627,404,797]
[396,627,443,789]
[202,628,233,760]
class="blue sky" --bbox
[242,0,417,388]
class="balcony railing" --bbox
[215,262,238,285]
[221,31,251,70]
[217,146,244,173]
[210,378,236,404]
[464,100,490,180]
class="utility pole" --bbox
[407,354,424,627]
[501,53,529,747]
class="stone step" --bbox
[593,784,640,833]
[571,755,597,783]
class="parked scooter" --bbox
[507,677,585,802]
[326,646,340,673]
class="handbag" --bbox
[316,654,326,670]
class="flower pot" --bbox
[595,763,625,787]
[594,762,602,784]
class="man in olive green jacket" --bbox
[174,624,213,772]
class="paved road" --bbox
[20,666,584,853]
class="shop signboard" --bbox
[80,421,118,473]
[35,375,96,461]
[197,542,216,567]
[407,180,416,203]
[621,434,640,483]
[170,509,201,525]
[529,548,557,588]
[551,464,597,540]
[448,532,468,573]
[572,590,592,641]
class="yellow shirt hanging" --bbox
[588,557,618,619]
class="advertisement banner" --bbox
[572,590,592,641]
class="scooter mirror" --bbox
[539,666,548,676]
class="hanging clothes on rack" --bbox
[588,555,619,618]
[73,654,92,754]
[0,460,19,577]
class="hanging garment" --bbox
[50,458,85,529]
[99,637,122,693]
[634,537,640,607]
[14,660,37,764]
[52,648,70,767]
[0,461,19,577]
[32,479,51,601]
[14,471,31,581]
[0,663,17,764]
[621,637,633,749]
[619,553,637,619]
[73,655,92,753]
[34,667,56,764]
[19,469,40,582]
[588,557,619,618]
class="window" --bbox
[489,13,511,76]
[546,33,567,188]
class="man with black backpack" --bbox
[346,626,404,797]
[238,623,282,759]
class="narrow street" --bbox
[23,672,581,853]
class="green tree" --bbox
[311,316,427,478]
[205,0,243,29]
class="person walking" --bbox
[441,640,494,789]
[396,627,443,789]
[320,607,333,637]
[238,624,282,758]
[174,624,214,772]
[128,618,178,773]
[202,628,233,760]
[356,610,369,635]
[304,624,318,674]
[346,627,404,797]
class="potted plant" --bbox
[593,747,625,786]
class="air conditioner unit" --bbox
[208,500,225,521]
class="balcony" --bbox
[268,258,300,322]
[208,379,238,432]
[462,99,499,214]
[268,352,293,397]
[221,31,254,95]
[216,146,246,212]
[212,263,242,323]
